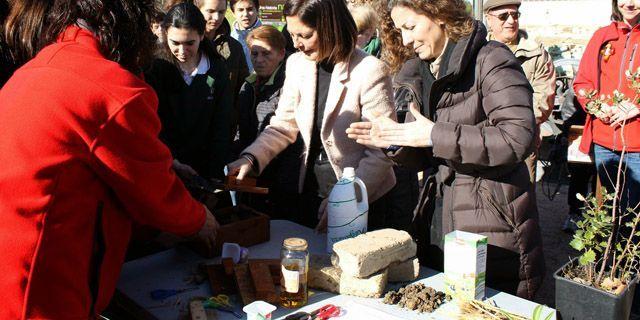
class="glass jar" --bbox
[280,237,309,308]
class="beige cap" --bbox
[483,0,521,12]
[283,238,308,251]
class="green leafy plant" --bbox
[568,189,640,293]
[567,65,640,294]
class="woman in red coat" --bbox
[0,1,219,318]
[573,0,640,214]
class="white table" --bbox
[116,220,556,319]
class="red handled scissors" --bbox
[311,304,340,320]
[283,304,340,320]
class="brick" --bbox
[332,229,417,278]
[340,269,387,298]
[309,254,341,293]
[387,257,419,283]
[308,254,387,298]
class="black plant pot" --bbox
[554,257,637,320]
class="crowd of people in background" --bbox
[0,0,639,318]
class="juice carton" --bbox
[444,230,487,300]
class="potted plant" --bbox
[554,189,639,320]
[555,69,640,320]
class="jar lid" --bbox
[283,238,308,250]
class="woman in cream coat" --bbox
[227,0,395,230]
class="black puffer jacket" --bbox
[391,21,544,299]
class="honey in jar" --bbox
[280,238,309,308]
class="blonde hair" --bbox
[349,5,377,34]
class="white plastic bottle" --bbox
[326,167,368,253]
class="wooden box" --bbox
[191,204,270,257]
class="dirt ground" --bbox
[531,182,577,308]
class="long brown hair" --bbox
[4,0,156,73]
[284,0,356,65]
[383,0,473,72]
[3,0,49,66]
[612,0,623,22]
[0,0,8,24]
[374,0,412,74]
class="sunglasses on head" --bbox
[488,11,521,21]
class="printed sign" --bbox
[260,0,286,30]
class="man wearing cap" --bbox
[484,0,556,184]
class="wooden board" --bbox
[233,264,256,306]
[249,261,279,303]
[206,259,281,305]
[206,264,237,295]
[249,259,281,285]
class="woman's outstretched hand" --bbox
[225,157,253,181]
[346,102,434,148]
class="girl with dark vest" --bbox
[145,2,232,180]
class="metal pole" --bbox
[473,0,484,20]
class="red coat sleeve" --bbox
[573,27,606,110]
[89,91,205,236]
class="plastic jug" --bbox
[326,167,368,253]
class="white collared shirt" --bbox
[429,37,449,78]
[182,54,210,85]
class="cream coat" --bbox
[243,49,396,201]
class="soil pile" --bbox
[383,283,451,313]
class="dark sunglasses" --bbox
[488,11,521,21]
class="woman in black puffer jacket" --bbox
[348,0,544,299]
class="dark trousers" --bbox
[567,162,596,216]
[295,164,411,231]
[368,166,418,231]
